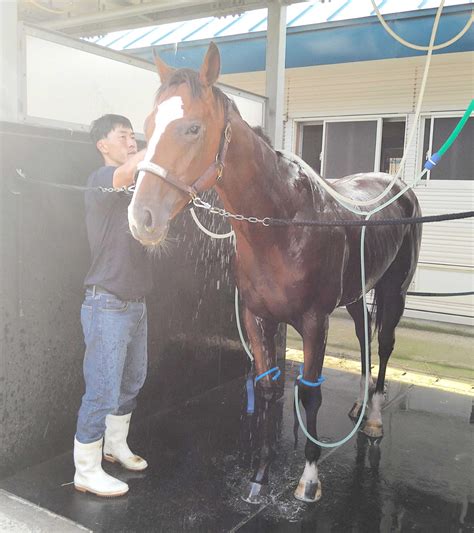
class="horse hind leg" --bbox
[364,273,410,438]
[364,220,420,439]
[346,299,376,420]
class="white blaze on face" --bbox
[129,96,184,229]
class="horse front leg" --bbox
[243,385,280,503]
[242,307,279,388]
[294,312,328,503]
[241,306,279,503]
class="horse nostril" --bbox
[143,209,154,233]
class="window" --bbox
[299,117,406,180]
[422,116,473,180]
[301,123,323,174]
[323,121,377,179]
[380,119,406,174]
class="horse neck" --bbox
[215,115,288,223]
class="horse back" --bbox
[332,172,419,213]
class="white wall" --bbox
[26,34,158,133]
[23,27,265,133]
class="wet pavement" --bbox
[0,360,472,532]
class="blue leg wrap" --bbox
[297,364,325,387]
[246,375,255,414]
[255,366,281,384]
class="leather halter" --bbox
[135,101,232,200]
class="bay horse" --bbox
[128,43,422,503]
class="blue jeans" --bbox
[76,288,148,444]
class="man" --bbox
[74,114,153,497]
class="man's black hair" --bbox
[90,114,133,144]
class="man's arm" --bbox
[112,149,146,188]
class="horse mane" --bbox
[155,68,240,119]
[157,68,205,100]
[251,126,273,148]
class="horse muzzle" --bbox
[128,203,169,247]
[129,223,169,248]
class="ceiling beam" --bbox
[68,5,260,37]
[38,0,311,36]
[41,0,218,30]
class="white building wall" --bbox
[221,52,472,110]
[220,52,474,324]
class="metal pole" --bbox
[0,0,19,123]
[265,1,287,150]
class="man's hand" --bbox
[112,149,146,188]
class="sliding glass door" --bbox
[322,120,379,179]
[299,117,406,180]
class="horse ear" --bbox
[199,42,220,87]
[153,48,175,84]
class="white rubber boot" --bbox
[74,438,129,497]
[104,413,148,471]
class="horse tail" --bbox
[371,206,422,337]
[371,286,385,335]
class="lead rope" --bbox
[190,207,234,239]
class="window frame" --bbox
[299,121,324,174]
[296,113,407,179]
[418,111,473,183]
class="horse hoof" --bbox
[294,480,322,503]
[242,482,266,504]
[363,421,383,438]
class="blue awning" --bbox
[87,1,473,50]
[85,1,474,73]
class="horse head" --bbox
[128,43,228,248]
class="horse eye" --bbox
[186,124,201,135]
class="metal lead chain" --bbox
[15,169,136,194]
[193,195,474,229]
[98,185,135,194]
[193,197,270,226]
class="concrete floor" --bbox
[0,489,90,532]
[0,357,472,532]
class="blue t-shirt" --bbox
[83,166,153,300]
